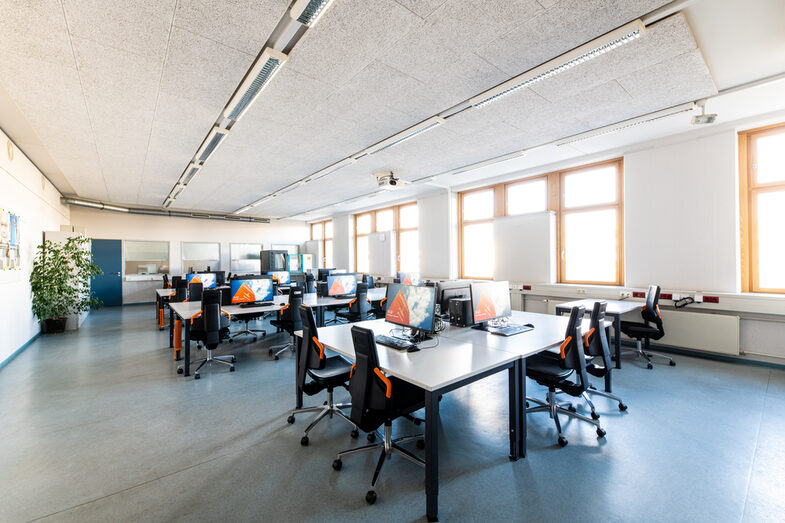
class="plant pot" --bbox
[42,317,67,334]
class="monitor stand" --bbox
[409,328,433,343]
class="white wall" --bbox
[332,214,353,271]
[69,207,308,303]
[625,130,739,292]
[0,130,70,365]
[418,190,452,279]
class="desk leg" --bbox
[183,322,191,377]
[614,314,622,370]
[518,358,527,459]
[508,361,521,460]
[317,306,325,327]
[294,335,303,409]
[425,390,439,522]
[605,325,613,393]
[169,306,174,349]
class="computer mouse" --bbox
[407,346,420,353]
[525,323,534,328]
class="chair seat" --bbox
[525,352,573,381]
[620,321,659,339]
[307,355,352,383]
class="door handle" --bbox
[113,272,121,277]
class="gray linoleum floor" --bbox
[1,305,784,522]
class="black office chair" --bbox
[162,274,169,289]
[215,271,226,286]
[582,302,628,418]
[304,273,316,294]
[171,275,183,289]
[188,281,203,302]
[170,280,188,360]
[525,306,606,447]
[269,289,303,360]
[335,283,372,323]
[362,274,375,288]
[186,289,234,379]
[287,305,357,446]
[369,293,388,319]
[331,326,425,505]
[620,285,675,369]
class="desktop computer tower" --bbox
[449,297,474,327]
[316,281,328,297]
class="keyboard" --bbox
[484,323,534,337]
[375,335,419,352]
[239,301,274,308]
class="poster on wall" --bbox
[0,208,21,270]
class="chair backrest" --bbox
[162,274,169,289]
[559,306,589,388]
[215,271,226,286]
[173,279,188,302]
[362,274,375,288]
[642,284,665,338]
[200,289,223,346]
[188,281,203,302]
[282,289,303,332]
[297,305,327,388]
[304,273,316,293]
[171,275,183,289]
[349,283,370,315]
[585,301,613,372]
[348,326,392,431]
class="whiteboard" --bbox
[493,212,556,283]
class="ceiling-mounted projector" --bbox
[375,172,400,190]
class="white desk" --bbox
[303,287,387,326]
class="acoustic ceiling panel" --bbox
[392,0,449,18]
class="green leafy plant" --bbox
[29,236,103,327]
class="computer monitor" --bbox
[230,278,274,304]
[214,271,226,286]
[470,281,512,325]
[317,268,335,281]
[385,283,437,339]
[186,273,216,288]
[397,272,421,286]
[267,271,291,284]
[326,274,357,297]
[436,280,471,312]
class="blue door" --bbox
[91,239,122,306]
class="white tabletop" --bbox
[301,287,387,308]
[302,319,518,392]
[156,288,175,298]
[555,298,642,315]
[169,295,289,319]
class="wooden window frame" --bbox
[458,158,624,285]
[310,219,333,267]
[353,203,418,273]
[739,122,785,294]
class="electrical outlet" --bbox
[632,291,646,298]
[523,285,532,291]
[577,288,587,294]
[703,295,719,303]
[694,294,703,303]
[619,291,632,298]
[660,293,673,300]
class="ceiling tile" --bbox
[392,0,448,18]
[0,0,74,68]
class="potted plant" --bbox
[29,236,103,333]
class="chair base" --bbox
[584,386,628,416]
[190,349,236,379]
[332,422,425,504]
[526,389,605,447]
[623,340,676,369]
[228,320,266,343]
[288,388,357,445]
[268,335,295,360]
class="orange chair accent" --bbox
[313,337,325,359]
[583,327,595,347]
[559,335,573,359]
[373,368,392,398]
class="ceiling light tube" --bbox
[363,116,445,156]
[171,184,186,199]
[290,0,335,27]
[554,102,695,146]
[195,126,230,164]
[306,157,356,182]
[223,48,288,121]
[179,163,200,185]
[163,199,174,209]
[470,19,645,108]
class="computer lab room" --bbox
[1,0,784,521]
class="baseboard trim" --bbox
[620,339,785,370]
[0,333,40,371]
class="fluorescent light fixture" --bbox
[223,48,288,121]
[470,20,645,108]
[306,157,356,182]
[234,206,252,214]
[290,0,334,27]
[163,198,174,208]
[275,180,305,197]
[554,102,695,146]
[171,184,186,199]
[195,126,230,164]
[363,116,445,156]
[252,195,275,207]
[179,163,200,185]
[447,149,527,176]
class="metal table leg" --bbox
[614,313,622,369]
[183,322,191,377]
[169,305,174,348]
[425,390,439,522]
[518,358,527,458]
[508,360,521,460]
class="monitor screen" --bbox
[470,281,511,323]
[329,269,347,275]
[397,272,421,286]
[230,279,273,303]
[327,274,357,297]
[385,284,437,333]
[186,273,216,288]
[267,271,291,284]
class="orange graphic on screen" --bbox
[402,276,413,285]
[191,276,202,285]
[386,290,410,326]
[232,282,255,304]
[329,278,346,296]
[473,291,496,322]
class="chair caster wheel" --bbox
[413,418,422,426]
[177,367,183,374]
[332,459,342,471]
[287,415,295,424]
[596,428,606,438]
[229,366,235,372]
[351,429,359,439]
[647,363,653,370]
[590,411,600,420]
[231,357,236,363]
[268,349,273,356]
[365,490,376,504]
[567,405,577,413]
[300,436,309,446]
[324,401,328,405]
[274,356,279,361]
[194,374,200,380]
[557,436,568,447]
[228,339,233,343]
[367,432,376,443]
[416,439,425,450]
[618,403,628,411]
[669,360,676,366]
[525,401,529,408]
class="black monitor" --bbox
[317,268,335,281]
[469,281,512,326]
[384,283,437,341]
[215,271,226,286]
[326,273,357,297]
[436,280,471,312]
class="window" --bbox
[310,220,333,267]
[182,242,220,272]
[230,243,261,273]
[458,159,624,284]
[354,203,419,274]
[740,122,785,293]
[124,241,169,275]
